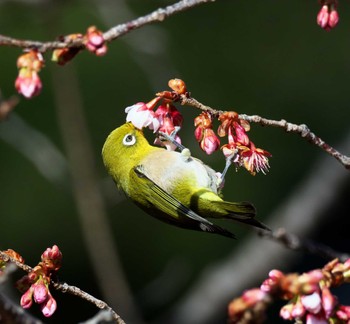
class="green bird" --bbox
[102,122,269,239]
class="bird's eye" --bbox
[123,133,136,146]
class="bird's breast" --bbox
[139,150,219,195]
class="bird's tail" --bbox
[212,200,270,231]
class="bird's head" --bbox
[102,122,154,183]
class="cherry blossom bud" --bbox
[41,245,62,271]
[52,47,81,65]
[234,122,250,146]
[291,299,305,318]
[241,288,267,307]
[269,269,284,281]
[85,26,107,56]
[168,78,187,95]
[280,303,293,320]
[17,50,44,71]
[41,292,57,317]
[317,4,339,31]
[321,287,336,318]
[15,69,42,99]
[200,128,220,155]
[317,5,329,29]
[33,282,49,304]
[328,8,339,28]
[336,305,350,320]
[306,313,328,324]
[194,125,203,142]
[20,288,33,309]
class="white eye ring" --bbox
[123,133,136,146]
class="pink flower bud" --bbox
[20,288,33,309]
[241,288,267,306]
[194,126,203,142]
[317,5,330,29]
[15,69,42,99]
[306,313,328,324]
[328,9,339,28]
[40,292,57,317]
[268,269,284,281]
[336,305,350,320]
[33,282,49,304]
[280,304,293,320]
[321,287,336,318]
[85,26,107,56]
[291,300,305,318]
[234,122,250,146]
[200,128,220,155]
[41,245,62,271]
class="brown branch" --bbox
[0,0,216,52]
[179,95,350,170]
[0,251,125,323]
[259,228,350,262]
[51,282,125,324]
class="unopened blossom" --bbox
[200,128,220,155]
[85,26,107,56]
[194,112,220,155]
[15,69,42,99]
[306,313,328,324]
[33,281,49,304]
[41,245,62,271]
[16,50,44,71]
[336,305,350,320]
[20,287,34,309]
[125,102,160,132]
[153,103,183,150]
[168,78,187,95]
[321,287,336,317]
[52,34,83,65]
[317,3,339,30]
[228,288,269,323]
[15,50,44,99]
[40,292,57,317]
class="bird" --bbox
[102,122,270,239]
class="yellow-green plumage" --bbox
[102,122,269,239]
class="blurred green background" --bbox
[0,0,350,323]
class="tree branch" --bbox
[0,0,216,52]
[179,95,350,170]
[0,251,125,324]
[259,227,350,262]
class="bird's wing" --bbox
[133,165,235,239]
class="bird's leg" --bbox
[158,127,187,152]
[217,150,239,190]
[158,127,192,162]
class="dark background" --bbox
[0,0,349,323]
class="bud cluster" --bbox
[228,258,350,323]
[15,50,44,99]
[317,0,339,30]
[15,245,62,317]
[125,78,270,175]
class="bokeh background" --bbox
[0,0,350,323]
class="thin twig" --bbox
[0,0,216,52]
[259,228,350,262]
[179,95,350,170]
[52,282,125,324]
[0,250,125,323]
